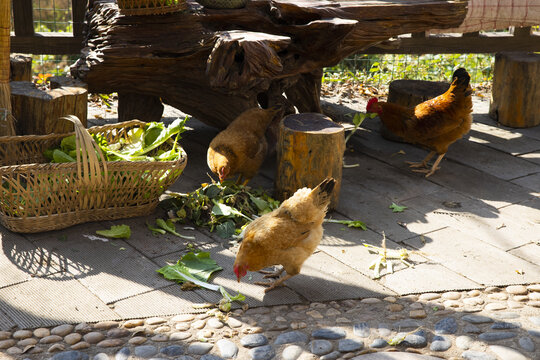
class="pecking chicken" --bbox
[233,177,336,293]
[207,105,283,185]
[366,68,473,177]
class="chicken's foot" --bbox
[406,151,436,169]
[412,153,445,177]
[258,267,284,279]
[255,273,294,293]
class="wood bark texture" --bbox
[275,113,344,209]
[489,52,540,128]
[10,54,32,81]
[118,92,164,123]
[72,0,467,129]
[10,76,88,135]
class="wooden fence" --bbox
[8,1,540,55]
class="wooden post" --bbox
[275,113,344,209]
[10,54,32,81]
[10,76,88,135]
[489,53,540,128]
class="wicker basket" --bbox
[0,117,187,233]
[117,0,188,15]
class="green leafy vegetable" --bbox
[155,218,196,239]
[389,203,407,213]
[96,225,131,239]
[147,222,166,235]
[324,218,367,230]
[52,149,75,163]
[157,251,223,284]
[345,112,377,144]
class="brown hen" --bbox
[233,178,336,293]
[366,68,473,177]
[207,106,283,185]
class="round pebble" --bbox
[170,331,191,340]
[50,350,89,360]
[128,336,147,345]
[404,330,427,348]
[116,347,130,360]
[134,345,158,358]
[51,324,74,337]
[312,327,346,339]
[462,315,493,323]
[309,339,333,355]
[83,332,105,344]
[275,331,309,345]
[145,317,166,325]
[435,317,458,334]
[18,337,38,347]
[192,319,206,329]
[216,339,238,359]
[123,319,144,328]
[320,351,341,360]
[506,285,528,295]
[160,345,185,356]
[93,353,109,360]
[430,335,452,351]
[70,342,90,350]
[0,340,16,350]
[241,334,268,348]
[227,317,243,328]
[489,345,529,360]
[187,342,213,355]
[518,337,535,352]
[40,335,63,344]
[34,328,50,338]
[462,350,496,360]
[353,322,370,337]
[478,331,517,341]
[94,321,118,330]
[171,314,195,322]
[338,338,363,352]
[107,328,130,338]
[419,293,441,301]
[370,338,388,348]
[485,302,507,311]
[281,345,303,360]
[456,336,473,350]
[442,291,461,300]
[64,333,82,345]
[249,344,275,360]
[207,318,225,329]
[13,329,33,339]
[97,339,124,348]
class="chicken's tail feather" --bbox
[313,177,336,207]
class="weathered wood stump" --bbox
[72,0,467,129]
[10,76,88,135]
[275,113,344,209]
[381,79,449,142]
[489,52,540,128]
[10,54,32,81]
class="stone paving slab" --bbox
[404,227,540,286]
[511,172,540,193]
[467,122,540,156]
[0,275,119,328]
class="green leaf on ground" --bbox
[157,251,223,283]
[324,218,367,230]
[389,203,407,213]
[96,225,131,239]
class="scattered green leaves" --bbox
[153,218,196,240]
[389,202,407,213]
[344,112,378,144]
[324,218,367,230]
[96,225,131,239]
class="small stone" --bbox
[123,319,144,328]
[49,343,66,352]
[97,339,124,348]
[207,318,224,329]
[442,291,461,300]
[34,328,50,338]
[17,338,38,347]
[494,312,520,319]
[309,340,333,355]
[529,301,540,307]
[150,333,169,342]
[51,324,74,337]
[461,350,496,360]
[216,339,237,359]
[529,292,540,300]
[116,346,130,360]
[83,332,105,344]
[40,335,63,344]
[456,335,473,350]
[287,312,305,320]
[187,342,213,355]
[488,345,529,360]
[128,336,147,345]
[175,323,190,331]
[360,298,381,304]
[463,297,484,306]
[462,315,493,323]
[435,317,458,334]
[518,337,535,352]
[13,330,33,339]
[384,296,397,303]
[377,324,391,337]
[370,339,388,348]
[353,322,370,338]
[485,286,501,293]
[392,319,422,329]
[527,329,540,338]
[268,323,289,331]
[312,327,346,340]
[306,310,323,319]
[325,308,341,316]
[443,300,461,308]
[387,304,404,312]
[201,354,224,360]
[478,331,517,341]
[485,302,507,311]
[93,353,109,360]
[64,333,82,345]
[7,347,23,355]
[275,331,309,345]
[249,345,275,360]
[409,310,427,319]
[401,295,419,302]
[513,295,529,302]
[290,322,307,330]
[430,335,452,352]
[282,345,303,360]
[409,302,424,310]
[192,319,206,329]
[170,331,191,340]
[463,324,481,334]
[403,330,427,348]
[227,318,243,328]
[241,334,268,348]
[529,316,540,326]
[51,350,89,360]
[70,342,90,350]
[171,314,195,322]
[506,285,527,295]
[338,339,363,352]
[160,345,185,357]
[154,325,171,333]
[468,289,481,297]
[527,284,540,292]
[489,292,509,300]
[94,321,118,330]
[134,345,158,358]
[145,317,166,326]
[336,317,351,323]
[107,328,130,338]
[419,293,441,301]
[491,321,520,329]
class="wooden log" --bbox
[10,76,88,135]
[10,54,32,81]
[275,113,344,209]
[118,92,164,122]
[489,52,540,128]
[381,79,449,142]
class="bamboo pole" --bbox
[0,0,16,135]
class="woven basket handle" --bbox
[62,116,109,187]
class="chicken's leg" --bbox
[257,273,294,293]
[412,153,445,177]
[406,151,436,169]
[258,267,285,279]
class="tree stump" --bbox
[381,79,449,142]
[10,54,32,81]
[275,113,344,209]
[489,52,540,128]
[10,76,88,135]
